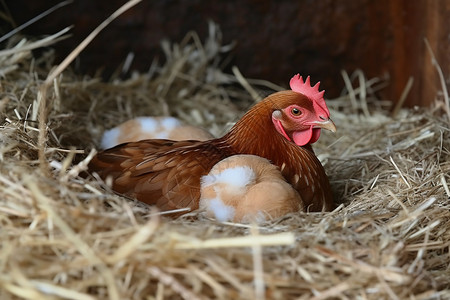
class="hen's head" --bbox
[270,74,336,146]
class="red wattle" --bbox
[310,128,321,144]
[292,127,321,146]
[292,127,312,146]
[272,119,321,146]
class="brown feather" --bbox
[89,139,232,214]
[89,90,334,215]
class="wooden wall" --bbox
[3,0,449,107]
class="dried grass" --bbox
[1,20,450,300]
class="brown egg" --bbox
[100,116,214,149]
[199,155,303,223]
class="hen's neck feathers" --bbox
[218,91,332,211]
[222,91,306,155]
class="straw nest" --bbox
[1,23,450,300]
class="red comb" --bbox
[289,74,329,116]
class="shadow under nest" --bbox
[1,26,450,300]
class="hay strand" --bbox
[0,0,72,44]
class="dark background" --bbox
[2,0,449,106]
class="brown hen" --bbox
[89,74,336,215]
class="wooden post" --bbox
[388,0,449,107]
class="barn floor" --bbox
[1,25,449,299]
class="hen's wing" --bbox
[89,139,230,212]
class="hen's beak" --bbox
[312,119,337,132]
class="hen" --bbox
[100,116,214,149]
[199,154,303,223]
[89,74,336,214]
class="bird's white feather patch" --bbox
[202,166,256,188]
[154,132,169,139]
[100,127,121,149]
[200,174,216,187]
[137,117,158,132]
[160,117,181,130]
[208,198,235,222]
[218,166,256,187]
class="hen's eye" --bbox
[291,107,302,116]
